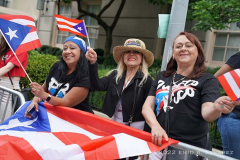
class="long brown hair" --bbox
[163,32,206,79]
[0,36,9,58]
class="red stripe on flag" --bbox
[44,103,179,153]
[218,75,238,101]
[230,70,240,89]
[84,135,120,160]
[15,39,41,55]
[0,15,34,21]
[53,132,120,159]
[54,132,120,159]
[0,135,42,160]
[55,14,83,24]
[57,21,77,27]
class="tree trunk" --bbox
[104,28,113,56]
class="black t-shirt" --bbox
[45,61,93,113]
[148,72,221,148]
[226,52,240,118]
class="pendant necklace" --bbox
[172,72,186,85]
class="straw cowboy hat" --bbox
[113,38,154,67]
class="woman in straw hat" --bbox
[86,39,153,131]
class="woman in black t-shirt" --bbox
[142,32,240,159]
[25,36,93,117]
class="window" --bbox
[212,23,240,62]
[84,5,101,48]
[56,4,73,44]
[0,0,8,7]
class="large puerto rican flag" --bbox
[218,68,240,101]
[0,102,178,160]
[0,15,41,55]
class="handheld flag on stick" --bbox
[0,101,179,159]
[54,14,91,47]
[218,68,240,101]
[0,15,41,83]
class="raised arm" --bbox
[214,64,234,77]
[86,47,114,91]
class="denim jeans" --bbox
[217,112,240,159]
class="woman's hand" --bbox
[214,96,238,114]
[86,47,97,64]
[30,82,45,100]
[151,123,168,146]
[24,101,39,118]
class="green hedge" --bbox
[37,45,63,59]
[22,50,59,99]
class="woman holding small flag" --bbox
[214,51,240,159]
[0,36,28,122]
[142,32,240,160]
[25,36,93,117]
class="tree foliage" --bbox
[149,0,240,31]
[60,0,240,56]
[61,0,126,57]
[192,0,240,31]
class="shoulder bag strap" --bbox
[3,57,15,89]
[127,79,142,126]
[165,78,173,135]
[52,72,77,96]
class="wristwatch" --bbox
[45,94,52,102]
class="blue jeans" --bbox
[217,112,240,159]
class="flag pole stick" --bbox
[83,20,91,48]
[0,30,32,83]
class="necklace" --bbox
[124,76,132,89]
[172,72,186,85]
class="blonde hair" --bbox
[113,55,150,86]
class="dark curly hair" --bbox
[163,32,206,79]
[58,48,89,82]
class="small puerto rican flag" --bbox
[218,68,240,101]
[55,14,87,38]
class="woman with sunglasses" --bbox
[86,38,153,130]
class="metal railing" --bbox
[0,85,25,123]
[162,142,237,160]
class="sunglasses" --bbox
[123,50,141,54]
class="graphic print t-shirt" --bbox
[149,72,221,148]
[46,61,91,111]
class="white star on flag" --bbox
[5,27,18,40]
[78,27,83,31]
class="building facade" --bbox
[0,0,239,68]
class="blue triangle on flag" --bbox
[0,18,31,52]
[73,22,87,37]
[0,101,51,132]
